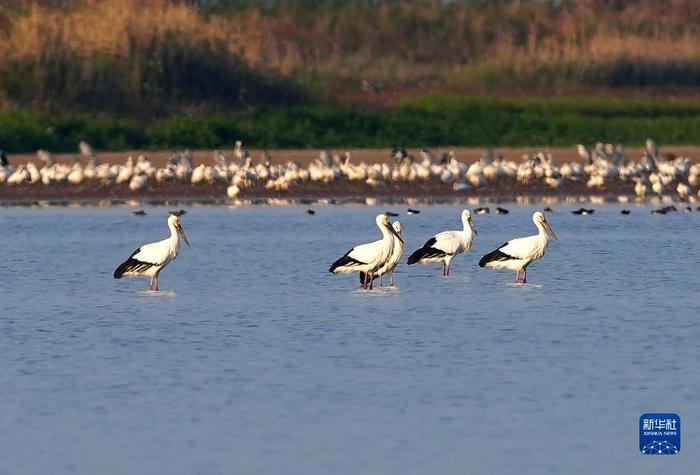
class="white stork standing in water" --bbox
[406,209,477,276]
[478,211,557,284]
[329,214,403,290]
[113,213,189,291]
[359,220,405,287]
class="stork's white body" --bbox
[125,236,180,278]
[114,215,188,290]
[407,210,477,276]
[481,235,548,272]
[329,214,402,290]
[479,211,557,283]
[361,221,405,286]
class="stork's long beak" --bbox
[469,218,478,236]
[177,223,190,245]
[544,221,558,240]
[388,224,403,243]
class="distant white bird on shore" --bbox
[7,164,28,185]
[329,214,403,290]
[234,140,249,163]
[677,182,690,199]
[478,211,557,284]
[67,163,84,185]
[407,209,477,276]
[114,213,189,291]
[129,173,148,192]
[227,183,241,198]
[634,177,648,197]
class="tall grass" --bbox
[0,1,305,114]
[1,1,700,116]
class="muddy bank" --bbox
[0,178,649,204]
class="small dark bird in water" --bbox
[306,209,315,215]
[170,209,187,217]
[620,209,631,215]
[496,207,509,215]
[385,211,399,217]
[684,206,692,213]
[544,207,554,213]
[132,210,146,216]
[571,208,594,215]
[407,208,420,215]
[474,207,490,215]
[651,208,667,215]
[662,205,678,213]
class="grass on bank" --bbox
[3,96,700,153]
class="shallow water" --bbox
[1,203,698,474]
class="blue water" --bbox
[1,203,698,474]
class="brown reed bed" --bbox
[1,0,700,116]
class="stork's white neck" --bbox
[461,215,474,239]
[378,222,393,239]
[167,220,179,241]
[535,221,549,241]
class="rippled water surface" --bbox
[1,203,699,474]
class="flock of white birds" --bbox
[2,139,700,201]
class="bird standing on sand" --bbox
[114,213,190,291]
[407,209,477,276]
[479,211,557,284]
[329,214,403,290]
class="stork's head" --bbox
[376,213,390,226]
[461,209,477,236]
[377,214,403,243]
[534,211,557,240]
[168,213,189,245]
[392,220,402,235]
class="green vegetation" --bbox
[4,96,700,153]
[2,1,700,151]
